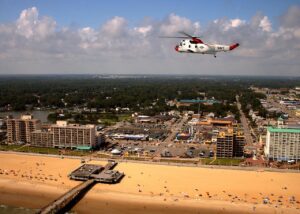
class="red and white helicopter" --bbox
[162,31,239,57]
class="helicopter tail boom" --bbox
[229,43,240,50]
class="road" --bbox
[236,95,254,145]
[148,116,189,157]
[163,116,188,144]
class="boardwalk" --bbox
[38,161,123,214]
[38,179,96,214]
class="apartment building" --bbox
[7,115,41,143]
[265,126,300,161]
[233,131,246,157]
[50,121,96,149]
[217,131,234,158]
[216,128,245,158]
[30,130,54,147]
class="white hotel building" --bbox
[265,126,300,161]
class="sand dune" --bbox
[0,153,299,214]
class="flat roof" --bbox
[268,126,300,133]
[70,164,102,177]
[179,99,220,103]
[51,124,95,128]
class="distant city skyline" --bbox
[0,0,300,76]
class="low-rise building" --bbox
[176,99,221,107]
[198,117,235,126]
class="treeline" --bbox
[0,75,299,115]
[239,91,284,120]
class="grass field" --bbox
[0,144,90,156]
[208,158,243,166]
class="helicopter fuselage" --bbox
[175,39,239,57]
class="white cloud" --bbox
[79,27,97,42]
[226,19,246,31]
[78,27,98,49]
[159,13,198,35]
[0,6,300,76]
[259,16,272,32]
[16,7,38,38]
[101,16,127,37]
[134,25,152,36]
[193,22,201,35]
[16,7,56,39]
[213,18,246,31]
[231,19,245,28]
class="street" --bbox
[236,95,254,145]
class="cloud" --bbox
[159,13,200,35]
[259,16,272,32]
[101,16,127,37]
[0,6,299,76]
[79,27,97,42]
[214,18,246,31]
[280,5,300,28]
[134,25,152,36]
[16,7,56,39]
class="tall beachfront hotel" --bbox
[265,122,300,161]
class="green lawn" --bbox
[0,144,90,156]
[118,114,132,121]
[210,158,243,166]
[0,144,22,151]
[199,158,243,166]
[100,113,132,125]
[159,158,198,164]
[199,158,213,165]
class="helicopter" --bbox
[161,31,239,57]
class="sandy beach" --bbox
[0,153,299,214]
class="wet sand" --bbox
[0,153,299,214]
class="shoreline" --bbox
[0,152,299,214]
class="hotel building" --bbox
[30,130,54,147]
[265,126,300,161]
[50,121,96,149]
[7,115,41,143]
[216,128,245,158]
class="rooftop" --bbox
[179,99,220,104]
[268,126,300,133]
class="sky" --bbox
[0,0,300,76]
